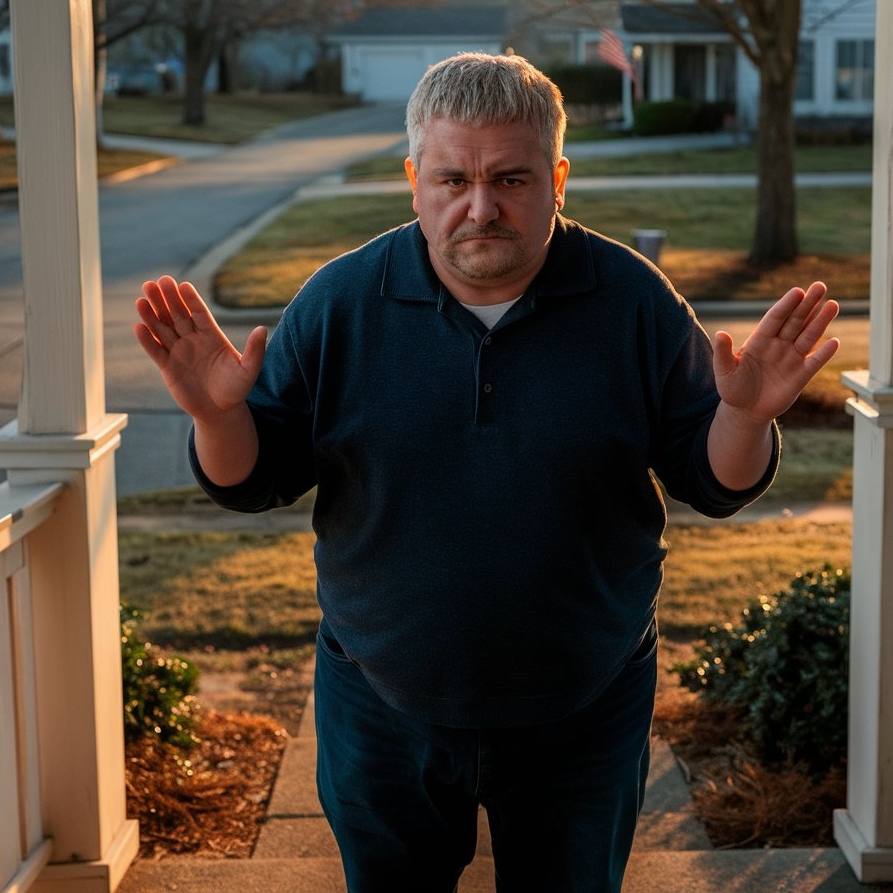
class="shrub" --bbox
[632,99,733,136]
[633,98,695,136]
[121,604,201,747]
[674,566,850,769]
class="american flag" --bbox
[597,29,641,98]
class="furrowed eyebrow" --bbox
[431,167,534,179]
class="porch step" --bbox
[116,848,867,893]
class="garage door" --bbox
[360,48,429,101]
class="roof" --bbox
[329,5,508,39]
[621,2,726,35]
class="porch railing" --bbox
[0,481,63,893]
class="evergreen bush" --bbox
[632,99,696,135]
[121,604,201,747]
[632,99,733,136]
[674,566,850,769]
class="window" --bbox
[836,39,874,101]
[795,40,814,102]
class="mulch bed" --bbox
[126,711,288,858]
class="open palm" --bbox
[134,276,267,422]
[712,282,840,423]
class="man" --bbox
[135,53,839,892]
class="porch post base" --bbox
[31,819,139,893]
[834,809,893,884]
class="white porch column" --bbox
[0,1,137,891]
[834,0,893,883]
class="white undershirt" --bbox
[458,296,522,329]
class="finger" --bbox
[134,321,170,367]
[794,298,839,354]
[783,281,828,339]
[804,335,841,371]
[759,282,827,340]
[135,295,178,351]
[155,275,200,337]
[178,282,214,321]
[175,280,220,333]
[140,279,176,329]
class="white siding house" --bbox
[578,0,876,134]
[327,6,508,103]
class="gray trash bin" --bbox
[632,229,667,264]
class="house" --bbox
[327,5,509,102]
[577,0,876,133]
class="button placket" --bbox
[475,332,497,426]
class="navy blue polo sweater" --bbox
[191,216,779,728]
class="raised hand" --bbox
[712,281,840,423]
[134,275,268,423]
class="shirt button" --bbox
[483,383,493,393]
[484,336,492,346]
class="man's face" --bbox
[405,117,569,305]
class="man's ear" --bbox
[553,157,570,212]
[404,157,419,212]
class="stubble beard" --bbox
[444,225,526,281]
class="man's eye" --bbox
[502,178,523,186]
[446,178,466,187]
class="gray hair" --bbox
[405,52,567,168]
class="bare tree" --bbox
[693,1,803,265]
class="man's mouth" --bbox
[452,226,517,243]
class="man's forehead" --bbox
[419,117,546,164]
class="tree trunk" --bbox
[744,0,802,266]
[749,75,798,265]
[182,23,215,126]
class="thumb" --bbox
[240,326,268,380]
[712,330,737,378]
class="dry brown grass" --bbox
[660,248,870,303]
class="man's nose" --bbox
[467,184,499,223]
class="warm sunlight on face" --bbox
[405,117,569,305]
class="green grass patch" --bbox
[564,186,870,255]
[212,186,870,308]
[566,142,872,177]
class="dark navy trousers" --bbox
[314,627,657,893]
